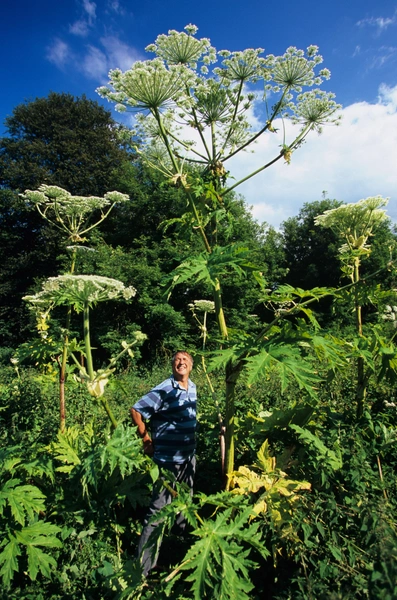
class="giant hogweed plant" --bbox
[315,196,397,418]
[24,274,145,429]
[21,185,130,432]
[98,24,342,484]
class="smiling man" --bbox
[130,351,197,576]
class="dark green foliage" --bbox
[281,198,343,289]
[0,190,61,347]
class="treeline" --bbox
[0,92,395,366]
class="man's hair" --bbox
[172,351,194,367]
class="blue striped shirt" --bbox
[132,375,197,465]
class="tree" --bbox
[0,92,130,195]
[281,198,397,327]
[281,198,343,290]
[98,24,341,483]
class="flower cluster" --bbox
[98,59,192,112]
[214,48,269,83]
[24,275,137,313]
[382,304,397,328]
[315,196,390,254]
[146,24,216,69]
[21,185,129,242]
[189,299,215,313]
[291,90,342,132]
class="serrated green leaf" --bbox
[0,480,46,526]
[0,521,61,587]
[245,344,321,395]
[290,424,342,471]
[0,536,21,588]
[49,428,82,472]
[99,425,142,478]
[25,545,57,581]
[166,245,258,299]
[168,507,268,600]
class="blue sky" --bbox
[1,0,397,227]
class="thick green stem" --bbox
[100,396,118,429]
[213,278,228,339]
[83,304,95,381]
[224,377,236,489]
[353,257,366,418]
[154,108,213,254]
[59,248,76,432]
[224,362,243,488]
[211,122,217,162]
[154,108,181,174]
[83,303,118,429]
[59,312,70,433]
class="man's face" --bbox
[172,352,193,380]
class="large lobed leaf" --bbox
[245,343,321,396]
[0,521,62,588]
[0,479,47,526]
[172,507,268,600]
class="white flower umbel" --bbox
[22,185,129,243]
[189,299,216,313]
[24,275,136,312]
[315,196,389,254]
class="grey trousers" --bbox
[137,456,196,576]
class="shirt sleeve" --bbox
[132,386,164,421]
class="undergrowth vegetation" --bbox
[1,359,397,599]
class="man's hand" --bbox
[143,438,154,457]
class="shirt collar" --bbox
[171,375,191,391]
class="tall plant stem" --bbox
[83,303,118,429]
[59,248,76,432]
[154,108,213,254]
[83,304,95,381]
[213,278,228,340]
[353,257,366,418]
[59,308,71,433]
[100,396,118,429]
[200,313,226,477]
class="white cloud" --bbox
[369,46,397,69]
[46,39,72,69]
[226,84,397,228]
[69,0,97,37]
[82,45,108,80]
[79,37,139,81]
[108,0,125,15]
[69,20,90,37]
[100,36,139,71]
[357,11,397,36]
[82,0,97,24]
